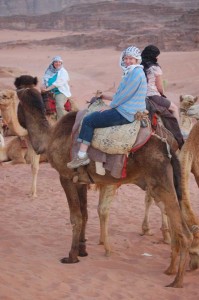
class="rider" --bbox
[141,45,184,149]
[67,46,147,169]
[41,56,73,120]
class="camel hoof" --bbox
[189,253,199,270]
[165,281,183,288]
[153,238,170,245]
[140,231,153,237]
[78,251,88,257]
[105,250,111,257]
[60,257,79,264]
[163,239,171,245]
[164,267,177,275]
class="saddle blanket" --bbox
[71,100,152,178]
[82,99,150,155]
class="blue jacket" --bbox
[110,65,147,122]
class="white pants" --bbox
[54,93,67,120]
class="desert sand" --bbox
[0,29,199,300]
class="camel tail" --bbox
[170,149,182,205]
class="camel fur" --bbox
[175,103,199,270]
[0,136,47,165]
[15,75,193,288]
[141,95,198,244]
[0,79,78,196]
[179,94,198,140]
[0,87,41,196]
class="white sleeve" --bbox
[53,68,69,87]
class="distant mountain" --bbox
[0,0,106,16]
[0,0,198,16]
[0,0,198,51]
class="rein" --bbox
[16,87,30,92]
[16,87,31,99]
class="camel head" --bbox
[179,95,198,112]
[187,104,199,120]
[0,89,17,109]
[15,75,49,154]
[15,75,44,112]
[14,75,38,90]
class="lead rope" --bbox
[152,132,172,159]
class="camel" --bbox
[0,85,197,248]
[14,75,193,288]
[141,94,198,243]
[0,90,27,137]
[175,103,199,270]
[0,136,47,165]
[0,85,76,196]
[0,88,41,196]
[179,94,198,140]
[141,101,199,270]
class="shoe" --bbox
[67,155,90,169]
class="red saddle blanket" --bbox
[42,92,71,114]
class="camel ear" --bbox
[14,77,20,88]
[33,77,38,85]
[180,95,183,102]
[194,96,198,103]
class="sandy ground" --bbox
[0,29,199,299]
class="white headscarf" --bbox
[43,55,63,86]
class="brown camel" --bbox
[141,94,198,244]
[14,75,193,288]
[0,88,41,196]
[0,84,76,196]
[177,103,199,270]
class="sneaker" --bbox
[67,155,90,169]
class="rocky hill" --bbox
[0,0,198,16]
[0,0,198,51]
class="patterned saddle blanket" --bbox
[82,98,151,155]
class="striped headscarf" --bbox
[119,46,142,76]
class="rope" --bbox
[152,132,172,159]
[190,224,199,234]
[16,87,30,92]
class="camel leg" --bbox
[152,185,192,288]
[156,201,171,244]
[97,184,117,256]
[59,176,88,263]
[76,183,88,257]
[140,190,154,236]
[179,151,199,270]
[187,164,199,270]
[30,150,40,198]
[164,219,192,288]
[141,190,170,243]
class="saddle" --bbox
[41,91,71,114]
[82,98,151,155]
